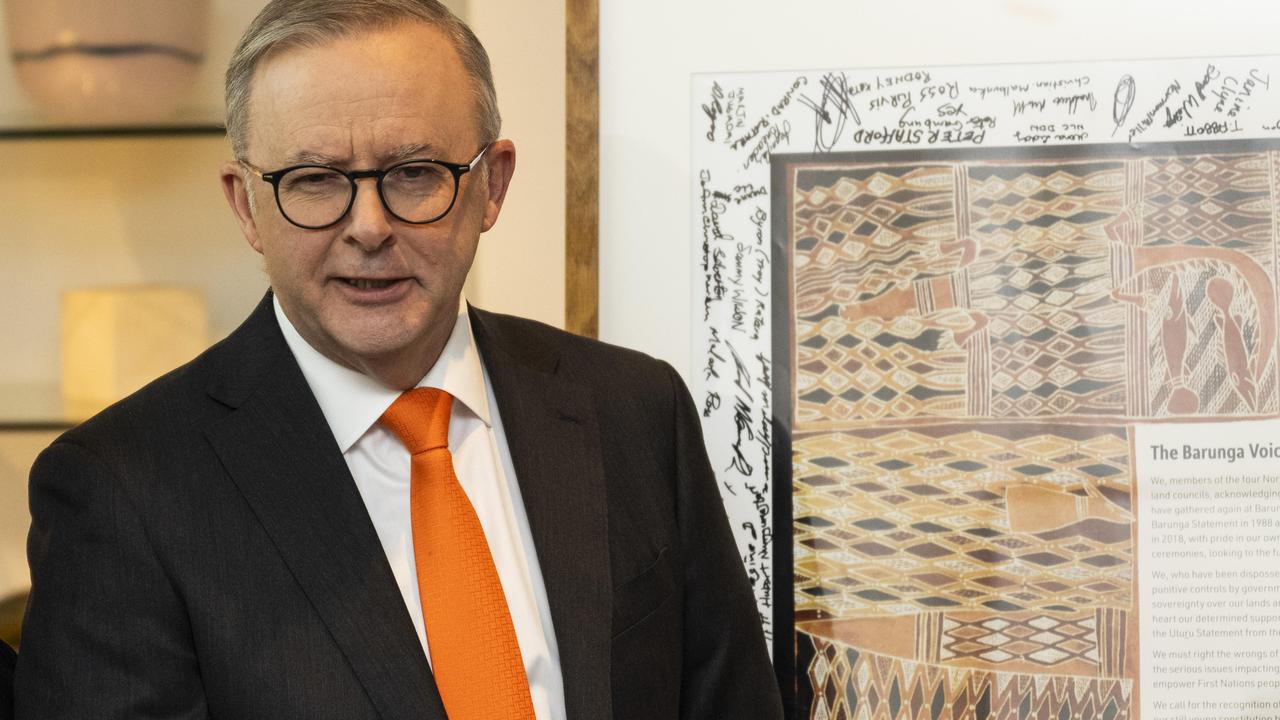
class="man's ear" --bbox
[479,139,516,232]
[220,161,264,254]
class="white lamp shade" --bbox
[61,285,208,419]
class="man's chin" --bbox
[333,334,421,363]
[325,324,445,371]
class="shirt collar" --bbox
[273,295,492,453]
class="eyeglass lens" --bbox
[276,161,456,227]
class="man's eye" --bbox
[392,163,449,182]
[284,170,345,193]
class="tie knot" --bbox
[380,388,453,454]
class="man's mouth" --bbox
[341,278,402,290]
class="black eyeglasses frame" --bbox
[239,144,491,230]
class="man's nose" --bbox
[345,177,393,250]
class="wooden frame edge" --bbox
[565,0,599,338]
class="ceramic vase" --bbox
[4,0,211,122]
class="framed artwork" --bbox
[692,56,1280,718]
[775,138,1280,719]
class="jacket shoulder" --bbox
[470,308,678,391]
[54,315,258,455]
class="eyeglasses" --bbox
[239,145,490,230]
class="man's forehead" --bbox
[253,19,459,80]
[244,21,477,163]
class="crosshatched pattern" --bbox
[790,152,1280,426]
[965,161,1125,308]
[965,162,1128,418]
[793,165,959,305]
[794,314,969,424]
[798,631,1133,720]
[1140,264,1280,415]
[1142,154,1275,267]
[793,164,971,424]
[793,428,1132,619]
[940,612,1098,667]
[982,308,1128,418]
[781,144,1280,720]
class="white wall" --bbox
[599,0,1280,382]
[464,1,567,327]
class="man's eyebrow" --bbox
[280,144,450,167]
[283,149,345,166]
[383,143,448,162]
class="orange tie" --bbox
[380,388,535,719]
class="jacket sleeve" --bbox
[666,365,784,719]
[1,637,14,717]
[16,440,207,719]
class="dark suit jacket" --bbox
[15,293,782,719]
[1,641,14,720]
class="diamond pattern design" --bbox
[1143,154,1274,267]
[800,631,1133,720]
[941,613,1099,666]
[782,143,1280,720]
[793,428,1131,617]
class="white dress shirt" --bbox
[274,296,567,720]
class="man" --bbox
[14,1,782,719]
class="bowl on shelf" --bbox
[4,0,211,123]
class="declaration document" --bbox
[1136,419,1280,720]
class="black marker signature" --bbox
[1112,74,1135,138]
[798,71,863,152]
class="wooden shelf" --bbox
[0,124,225,140]
[0,101,227,140]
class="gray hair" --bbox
[224,0,500,160]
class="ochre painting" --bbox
[776,141,1280,719]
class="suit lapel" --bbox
[471,308,613,720]
[204,295,446,720]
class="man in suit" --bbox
[15,1,782,718]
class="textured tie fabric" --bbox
[380,388,535,719]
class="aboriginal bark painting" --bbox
[772,140,1280,719]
